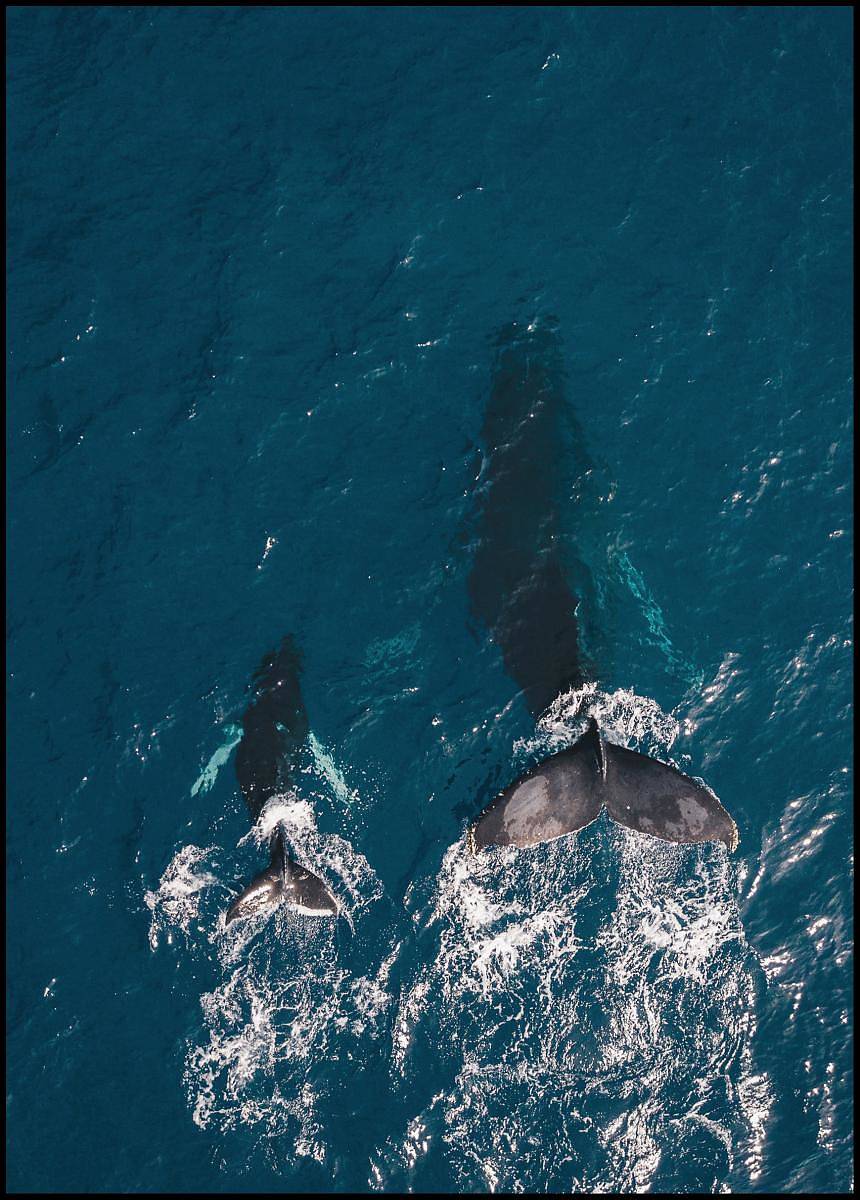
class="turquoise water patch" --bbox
[190,725,242,797]
[610,547,706,688]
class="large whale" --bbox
[467,321,738,853]
[226,637,339,923]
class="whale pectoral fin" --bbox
[602,741,739,852]
[225,858,338,924]
[471,736,603,850]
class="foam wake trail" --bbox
[375,690,770,1194]
[148,782,400,1174]
[184,795,393,1163]
[185,916,398,1147]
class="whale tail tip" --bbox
[225,861,285,925]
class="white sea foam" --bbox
[185,900,398,1165]
[380,687,765,1193]
[171,785,395,1163]
[145,844,222,950]
[521,680,682,760]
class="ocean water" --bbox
[6,6,853,1194]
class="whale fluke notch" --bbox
[226,830,338,924]
[470,718,738,853]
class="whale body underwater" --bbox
[225,638,338,924]
[224,320,737,925]
[466,321,737,856]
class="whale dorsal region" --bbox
[467,321,589,719]
[466,322,738,854]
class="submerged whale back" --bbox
[235,636,310,822]
[468,322,588,717]
[468,323,738,853]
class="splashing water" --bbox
[145,845,223,950]
[147,787,398,1165]
[524,681,682,760]
[378,688,768,1193]
[148,688,770,1189]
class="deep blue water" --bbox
[6,6,853,1193]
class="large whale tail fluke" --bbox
[470,717,738,853]
[226,829,338,925]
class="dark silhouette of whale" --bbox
[467,321,738,853]
[226,637,338,923]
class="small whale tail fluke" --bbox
[470,717,738,853]
[225,830,339,925]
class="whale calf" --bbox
[226,637,338,923]
[467,321,738,853]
